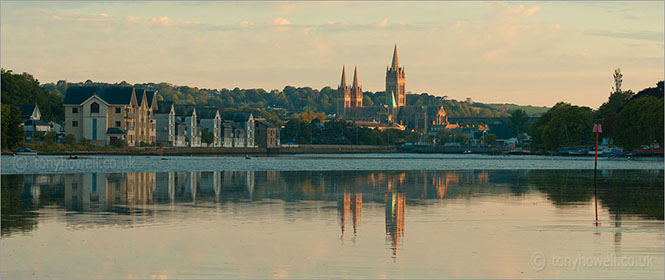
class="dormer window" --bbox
[90,102,100,113]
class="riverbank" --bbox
[2,144,397,156]
[3,144,662,157]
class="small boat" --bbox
[245,155,251,159]
[463,150,472,154]
[12,147,37,155]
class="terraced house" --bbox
[63,86,157,146]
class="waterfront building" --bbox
[255,119,280,148]
[197,107,222,147]
[221,111,255,147]
[63,86,156,146]
[154,101,176,146]
[174,104,201,147]
[16,104,50,142]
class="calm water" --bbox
[1,167,663,279]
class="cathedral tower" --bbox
[350,67,363,107]
[386,45,406,107]
[337,66,351,117]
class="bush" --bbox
[113,139,126,148]
[63,134,76,145]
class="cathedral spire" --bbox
[353,66,359,88]
[340,65,347,88]
[391,44,399,70]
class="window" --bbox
[90,102,100,113]
[72,121,78,127]
[72,107,78,113]
[116,121,121,127]
[115,108,121,114]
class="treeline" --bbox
[281,119,421,145]
[531,79,663,151]
[42,80,522,119]
[1,69,64,122]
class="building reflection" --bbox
[4,168,662,262]
[385,183,406,258]
[338,191,362,242]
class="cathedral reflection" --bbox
[338,191,362,242]
[3,169,662,261]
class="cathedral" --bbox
[337,45,448,131]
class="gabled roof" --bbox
[136,89,157,108]
[155,101,174,114]
[221,111,252,122]
[174,104,196,117]
[16,104,38,118]
[63,86,99,105]
[196,107,220,119]
[256,119,276,128]
[64,86,135,105]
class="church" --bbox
[336,45,448,131]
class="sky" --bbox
[1,1,663,108]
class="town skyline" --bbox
[1,1,663,108]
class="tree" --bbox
[509,109,529,138]
[1,69,64,121]
[531,102,593,151]
[1,104,25,149]
[614,96,664,150]
[201,128,214,145]
[612,68,623,93]
[43,131,56,145]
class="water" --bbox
[1,157,663,279]
[1,154,663,174]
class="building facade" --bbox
[63,86,156,146]
[197,107,222,147]
[154,101,175,146]
[255,119,280,148]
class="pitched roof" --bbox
[64,86,135,105]
[136,89,157,108]
[256,119,276,128]
[196,107,219,119]
[174,104,196,117]
[155,101,173,114]
[16,104,37,118]
[106,127,125,134]
[63,86,99,105]
[221,111,252,122]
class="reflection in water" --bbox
[1,169,663,261]
[386,189,405,258]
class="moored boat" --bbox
[12,147,38,155]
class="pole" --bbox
[594,129,599,171]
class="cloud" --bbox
[379,18,389,28]
[239,20,251,27]
[126,16,141,23]
[503,4,540,18]
[272,17,291,26]
[584,30,664,41]
[151,16,173,27]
